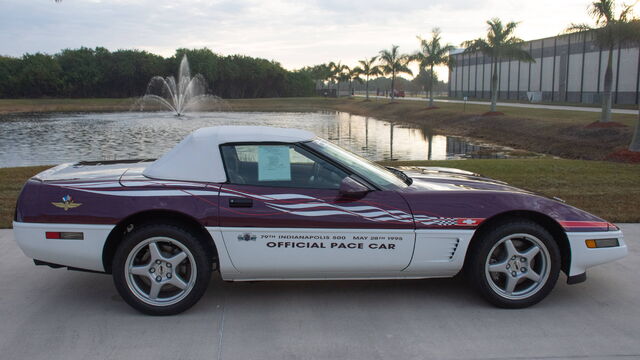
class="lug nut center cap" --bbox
[509,259,525,274]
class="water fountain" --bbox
[137,54,223,116]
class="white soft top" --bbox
[143,126,315,183]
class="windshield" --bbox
[306,138,408,190]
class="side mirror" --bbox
[339,176,370,198]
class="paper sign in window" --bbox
[258,146,291,181]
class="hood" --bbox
[392,166,606,230]
[397,166,531,194]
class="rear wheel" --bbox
[467,221,561,308]
[112,224,212,315]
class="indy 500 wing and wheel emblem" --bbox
[51,195,82,211]
[13,126,627,315]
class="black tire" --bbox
[112,223,212,315]
[465,220,561,308]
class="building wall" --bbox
[448,32,640,105]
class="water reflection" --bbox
[329,112,486,162]
[0,111,495,167]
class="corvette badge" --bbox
[51,195,82,211]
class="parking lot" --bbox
[0,225,638,360]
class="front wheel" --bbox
[112,224,212,315]
[466,221,561,308]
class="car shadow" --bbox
[38,269,607,317]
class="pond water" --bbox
[0,111,505,167]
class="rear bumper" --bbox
[13,222,114,272]
[567,230,627,277]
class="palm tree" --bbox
[354,56,382,99]
[463,18,534,112]
[414,28,456,107]
[566,0,639,123]
[337,65,351,96]
[378,45,413,100]
[329,62,348,95]
[327,62,338,90]
[348,67,363,96]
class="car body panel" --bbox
[13,221,114,272]
[218,184,416,273]
[400,169,611,232]
[17,178,221,226]
[566,230,627,276]
[219,227,415,275]
[12,126,627,283]
[403,229,475,277]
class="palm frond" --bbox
[589,0,615,26]
[569,0,639,49]
[503,21,521,37]
[503,43,535,62]
[415,28,456,72]
[463,18,532,62]
[396,64,413,76]
[378,45,413,76]
[618,2,637,21]
[462,38,491,56]
[565,23,594,33]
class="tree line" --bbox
[0,47,315,99]
[300,29,455,107]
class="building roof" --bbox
[143,126,315,183]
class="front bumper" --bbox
[13,222,114,272]
[567,230,627,277]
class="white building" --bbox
[448,32,640,105]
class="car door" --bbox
[217,143,415,276]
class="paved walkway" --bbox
[358,95,639,115]
[0,225,638,360]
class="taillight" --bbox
[45,232,84,240]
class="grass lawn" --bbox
[2,97,637,125]
[1,159,638,228]
[227,97,638,126]
[413,100,637,126]
[0,98,137,114]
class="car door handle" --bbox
[229,198,253,208]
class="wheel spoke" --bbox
[169,274,188,290]
[522,246,540,262]
[168,251,188,267]
[130,265,150,276]
[148,281,163,299]
[488,260,509,274]
[503,239,518,258]
[504,275,519,294]
[524,269,541,283]
[148,242,163,261]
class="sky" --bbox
[0,0,618,79]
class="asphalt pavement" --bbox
[0,225,638,360]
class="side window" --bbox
[220,144,347,189]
